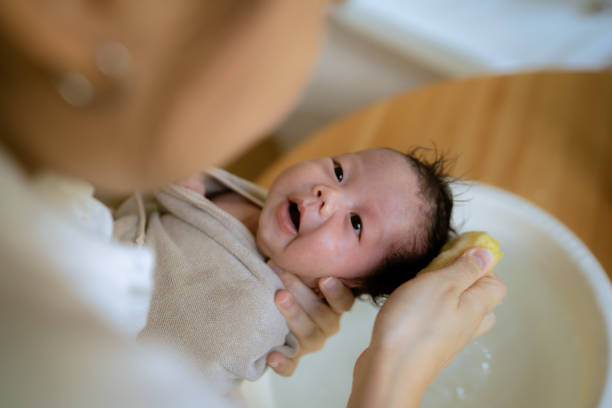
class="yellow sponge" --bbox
[423,231,503,273]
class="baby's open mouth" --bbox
[288,200,301,231]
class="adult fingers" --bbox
[473,312,497,339]
[437,248,494,293]
[275,270,341,337]
[267,351,298,377]
[319,277,355,314]
[275,268,323,309]
[462,272,507,316]
[274,290,325,352]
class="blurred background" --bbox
[227,0,612,178]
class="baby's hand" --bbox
[176,173,206,195]
[266,262,355,376]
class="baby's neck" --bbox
[210,191,261,237]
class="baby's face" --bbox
[257,148,425,288]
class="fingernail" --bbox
[268,359,279,368]
[322,277,339,291]
[278,292,293,308]
[467,248,493,271]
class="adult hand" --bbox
[347,248,507,408]
[266,263,355,376]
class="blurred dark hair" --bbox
[352,147,455,305]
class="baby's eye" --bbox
[350,213,362,238]
[333,160,343,182]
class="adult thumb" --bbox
[446,247,494,291]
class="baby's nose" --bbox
[313,185,342,217]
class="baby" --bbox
[114,147,453,393]
[257,147,454,301]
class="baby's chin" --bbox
[255,219,322,293]
[254,220,278,263]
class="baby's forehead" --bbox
[354,150,428,238]
[354,148,414,174]
[354,149,420,195]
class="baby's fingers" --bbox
[176,173,206,195]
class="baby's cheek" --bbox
[304,233,354,272]
[314,233,348,256]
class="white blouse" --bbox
[29,170,154,336]
[0,147,232,407]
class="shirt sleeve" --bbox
[1,246,237,408]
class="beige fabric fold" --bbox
[113,168,298,394]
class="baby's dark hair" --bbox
[351,147,455,305]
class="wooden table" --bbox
[256,72,612,277]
